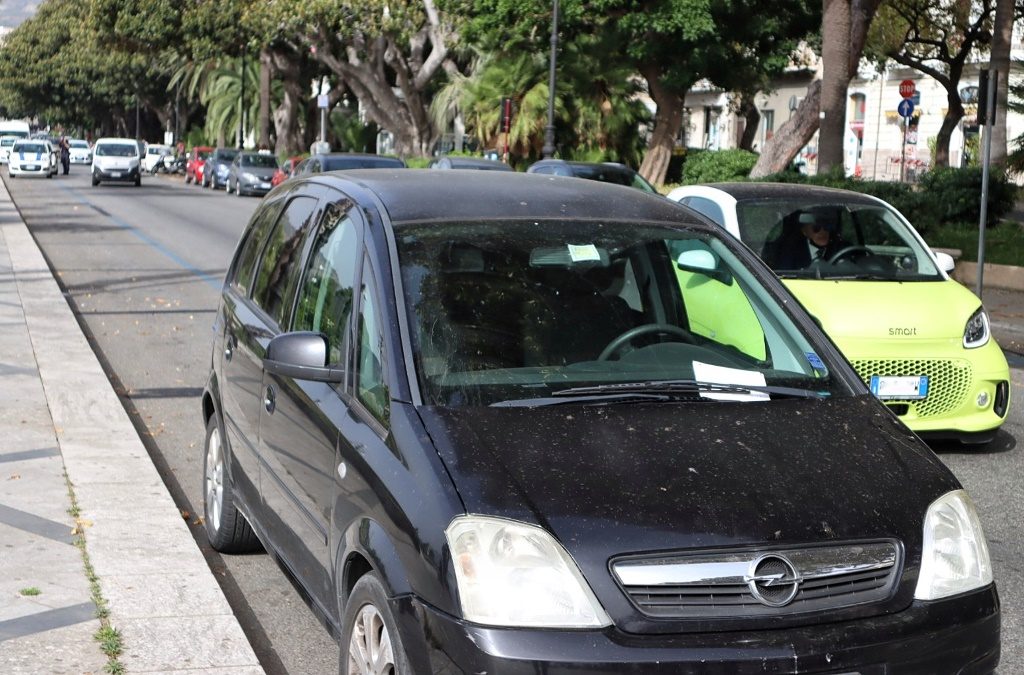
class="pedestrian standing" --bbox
[59,137,70,175]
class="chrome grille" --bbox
[613,542,899,619]
[851,358,972,418]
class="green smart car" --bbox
[667,182,1010,443]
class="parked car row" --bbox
[201,169,1002,674]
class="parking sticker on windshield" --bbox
[567,244,601,262]
[805,352,825,370]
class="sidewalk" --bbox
[0,181,262,673]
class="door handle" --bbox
[224,335,236,362]
[264,385,276,414]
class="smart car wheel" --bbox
[202,415,260,553]
[339,572,411,675]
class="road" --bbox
[5,168,337,674]
[5,167,1023,673]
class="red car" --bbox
[185,146,214,185]
[271,155,305,187]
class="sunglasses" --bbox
[808,224,829,233]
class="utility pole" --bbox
[238,44,246,149]
[541,0,559,158]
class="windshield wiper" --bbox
[490,392,673,408]
[551,379,828,399]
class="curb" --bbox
[0,181,264,673]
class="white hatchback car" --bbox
[143,143,171,173]
[8,139,56,178]
[91,137,142,186]
[68,139,92,164]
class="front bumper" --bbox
[10,163,52,175]
[399,585,999,674]
[93,166,139,183]
[843,337,1010,438]
[238,177,273,195]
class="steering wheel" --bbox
[598,323,696,361]
[827,245,873,265]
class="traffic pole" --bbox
[976,70,997,299]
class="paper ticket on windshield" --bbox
[692,361,770,402]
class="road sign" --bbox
[899,79,916,99]
[317,94,329,109]
[897,98,915,118]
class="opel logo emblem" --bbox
[745,554,802,607]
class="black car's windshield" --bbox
[242,154,278,168]
[735,198,942,281]
[95,144,137,157]
[396,220,842,407]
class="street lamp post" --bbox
[541,0,559,158]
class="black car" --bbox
[295,151,407,175]
[527,158,657,192]
[226,152,278,197]
[428,155,513,171]
[202,147,240,189]
[202,171,998,674]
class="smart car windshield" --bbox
[734,198,942,281]
[396,220,843,407]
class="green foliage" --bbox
[926,221,1024,265]
[682,149,759,183]
[330,104,379,153]
[405,157,433,168]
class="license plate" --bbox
[870,375,928,399]
[259,182,271,189]
[110,171,121,177]
[25,165,37,171]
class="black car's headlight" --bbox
[963,308,990,349]
[914,490,993,600]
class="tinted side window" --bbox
[686,197,725,226]
[232,200,285,296]
[357,260,388,424]
[252,196,318,327]
[292,202,360,365]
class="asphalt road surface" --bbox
[5,166,1022,673]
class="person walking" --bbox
[59,137,70,175]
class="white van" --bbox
[0,120,31,140]
[91,137,142,187]
[0,135,20,164]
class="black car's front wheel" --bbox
[339,572,411,675]
[202,415,260,553]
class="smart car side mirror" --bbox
[264,332,345,383]
[676,249,733,286]
[932,251,956,274]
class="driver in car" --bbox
[776,210,843,269]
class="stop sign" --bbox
[899,79,916,99]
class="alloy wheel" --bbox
[204,425,224,534]
[347,604,395,675]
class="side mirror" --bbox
[264,332,345,383]
[933,251,956,273]
[676,249,733,286]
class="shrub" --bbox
[681,149,758,184]
[916,167,1017,227]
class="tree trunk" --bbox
[819,0,851,172]
[933,93,965,168]
[738,96,761,151]
[269,48,306,156]
[989,0,1012,166]
[750,81,822,177]
[638,66,684,187]
[258,48,272,151]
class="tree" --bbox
[988,0,1015,166]
[245,0,460,157]
[869,0,996,168]
[751,0,883,177]
[465,0,817,185]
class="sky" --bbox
[0,1,38,28]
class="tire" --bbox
[185,174,192,184]
[339,572,411,675]
[134,175,141,187]
[46,172,52,179]
[202,415,260,553]
[91,177,99,186]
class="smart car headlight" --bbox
[446,515,611,628]
[963,308,990,348]
[914,489,992,601]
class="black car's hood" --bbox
[418,394,957,574]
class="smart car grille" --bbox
[851,358,972,418]
[612,542,899,619]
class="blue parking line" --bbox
[53,183,222,290]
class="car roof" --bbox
[302,170,698,226]
[94,137,138,145]
[695,182,884,206]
